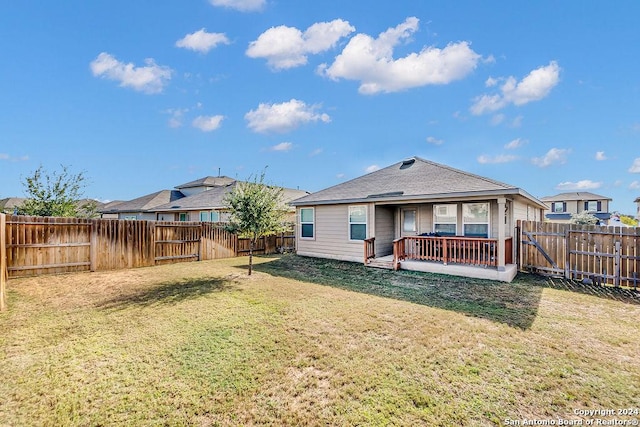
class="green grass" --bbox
[1,255,639,426]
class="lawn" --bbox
[1,254,639,426]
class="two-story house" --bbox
[540,192,612,223]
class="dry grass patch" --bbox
[1,255,639,426]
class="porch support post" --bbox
[497,197,506,271]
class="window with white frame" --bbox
[300,208,314,238]
[463,202,489,238]
[179,213,188,222]
[210,211,220,222]
[586,200,598,211]
[433,204,457,236]
[199,211,210,222]
[349,206,367,240]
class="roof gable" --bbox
[175,176,235,189]
[540,192,612,202]
[292,156,526,205]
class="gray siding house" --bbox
[100,176,308,223]
[290,157,547,282]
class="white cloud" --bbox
[209,0,265,12]
[310,148,323,157]
[320,17,481,94]
[192,115,224,132]
[245,99,330,133]
[477,154,518,164]
[0,153,29,162]
[470,61,560,115]
[595,151,607,161]
[531,148,570,167]
[270,142,292,152]
[246,19,354,70]
[90,52,172,94]
[490,114,505,126]
[630,181,640,190]
[166,108,189,128]
[505,138,527,149]
[628,158,640,173]
[485,77,498,87]
[555,180,603,190]
[426,136,443,145]
[510,115,523,128]
[365,165,380,173]
[176,29,230,53]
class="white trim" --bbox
[462,202,490,238]
[348,205,367,241]
[299,207,315,240]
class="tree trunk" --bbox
[248,238,254,275]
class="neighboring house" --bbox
[100,190,185,220]
[540,192,612,223]
[0,197,26,214]
[290,156,547,282]
[99,176,309,222]
[635,197,640,222]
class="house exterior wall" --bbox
[374,206,394,257]
[543,198,611,223]
[513,199,542,222]
[117,212,156,221]
[296,203,372,263]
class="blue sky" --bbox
[2,1,640,214]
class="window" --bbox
[123,215,137,220]
[210,211,220,222]
[403,209,417,233]
[199,211,210,222]
[349,206,367,240]
[553,202,565,213]
[463,203,489,238]
[586,201,599,212]
[300,208,314,238]
[434,204,457,236]
[179,213,188,222]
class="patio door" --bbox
[401,208,418,237]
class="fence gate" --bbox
[518,220,640,289]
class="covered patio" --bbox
[364,234,517,282]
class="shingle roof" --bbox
[175,176,236,189]
[0,197,26,211]
[152,183,310,211]
[540,192,612,202]
[100,190,184,213]
[291,156,545,207]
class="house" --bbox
[290,156,547,282]
[100,176,309,223]
[540,192,612,224]
[635,197,640,222]
[0,197,26,214]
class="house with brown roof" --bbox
[290,156,547,282]
[539,192,612,224]
[100,176,309,222]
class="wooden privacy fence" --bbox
[518,220,640,289]
[1,215,293,279]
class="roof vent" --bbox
[400,157,416,169]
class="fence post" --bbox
[614,240,621,287]
[90,219,98,272]
[1,213,7,311]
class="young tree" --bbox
[224,172,287,275]
[18,165,95,217]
